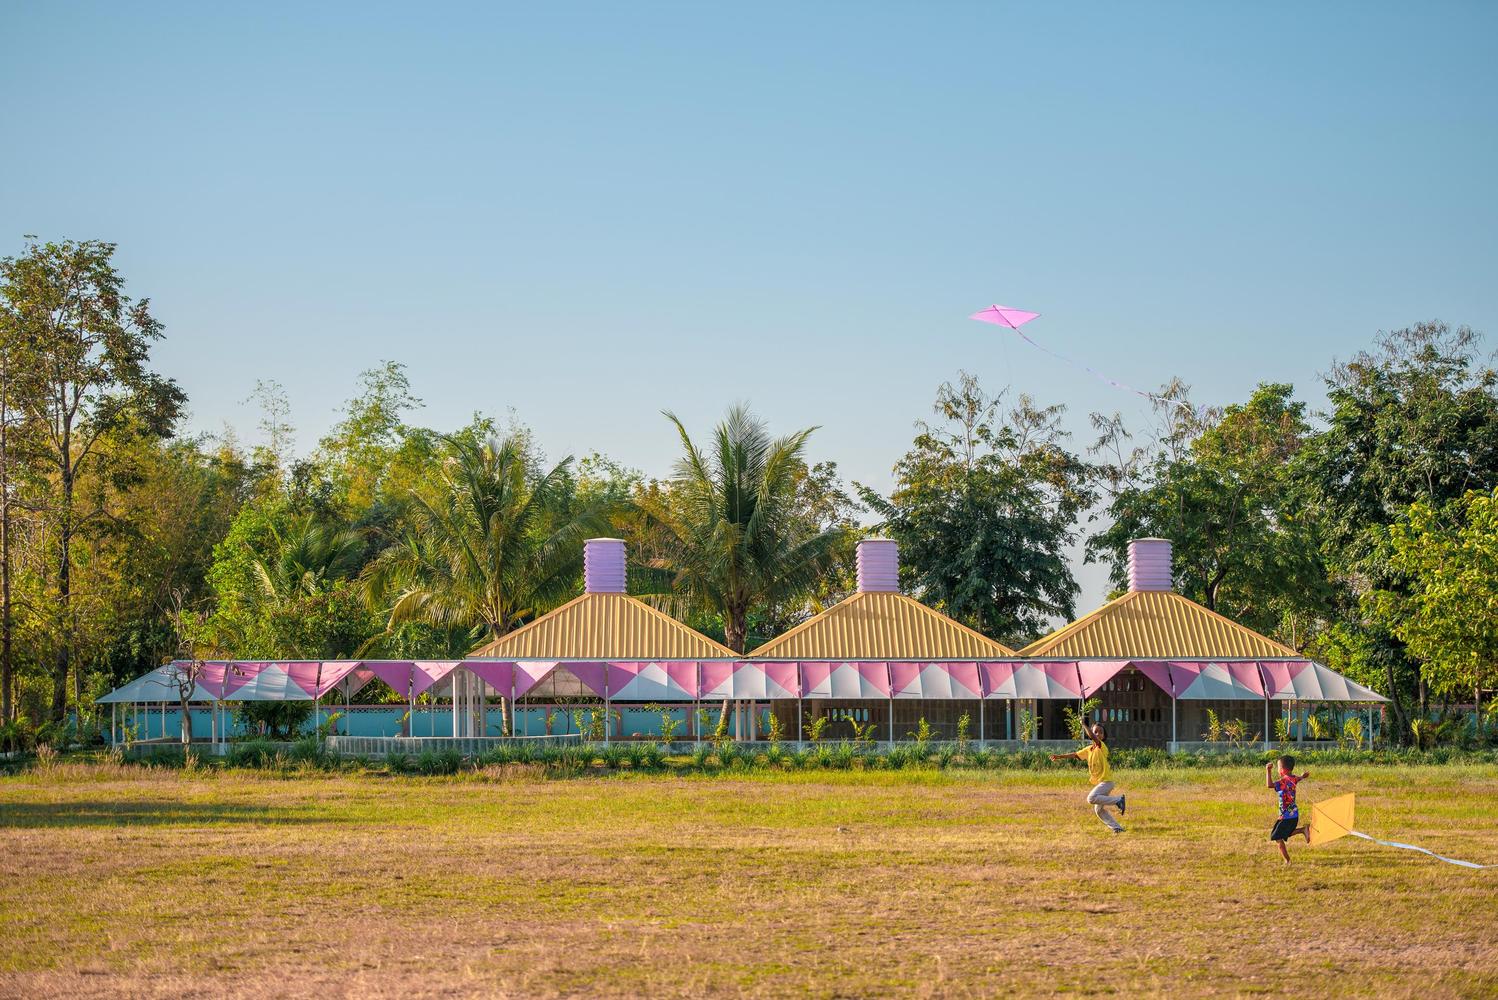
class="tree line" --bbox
[2,237,1495,743]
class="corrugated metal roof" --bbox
[1018,590,1299,659]
[751,591,1017,659]
[468,593,735,659]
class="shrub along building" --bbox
[101,537,1387,750]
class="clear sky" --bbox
[3,2,1496,610]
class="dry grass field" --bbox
[1,762,1496,998]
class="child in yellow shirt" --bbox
[1050,720,1127,833]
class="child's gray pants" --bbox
[1087,781,1123,831]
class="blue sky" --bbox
[3,2,1496,609]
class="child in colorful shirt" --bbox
[1267,755,1310,863]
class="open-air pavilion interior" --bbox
[99,537,1387,752]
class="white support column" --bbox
[979,698,985,748]
[451,673,459,739]
[111,703,117,745]
[887,696,894,747]
[1171,696,1177,752]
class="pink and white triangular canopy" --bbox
[970,304,1040,329]
[800,662,892,699]
[889,662,982,699]
[608,662,702,701]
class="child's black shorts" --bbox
[1269,816,1300,841]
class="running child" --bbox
[1049,720,1127,833]
[1267,755,1311,863]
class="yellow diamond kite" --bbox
[1308,793,1356,846]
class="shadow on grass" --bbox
[0,801,328,828]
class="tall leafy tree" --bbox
[363,433,612,648]
[859,373,1093,645]
[0,299,39,721]
[1089,382,1328,642]
[1372,489,1498,736]
[1,239,185,719]
[636,406,850,653]
[1296,322,1498,738]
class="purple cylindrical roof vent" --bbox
[1127,538,1173,592]
[583,538,628,594]
[856,539,900,593]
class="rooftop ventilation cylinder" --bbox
[856,539,900,593]
[583,538,628,594]
[1127,537,1173,592]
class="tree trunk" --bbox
[179,697,193,744]
[51,465,72,722]
[1385,659,1410,746]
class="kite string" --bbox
[1347,830,1492,870]
[1005,325,1204,420]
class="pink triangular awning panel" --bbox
[281,661,325,697]
[223,663,312,701]
[1005,663,1085,699]
[979,661,1020,699]
[364,661,417,697]
[196,661,253,699]
[801,662,891,698]
[889,661,922,697]
[1260,660,1315,699]
[220,661,270,698]
[411,661,461,696]
[310,660,364,698]
[1076,660,1129,698]
[607,662,699,701]
[1133,661,1185,698]
[334,665,378,700]
[760,662,801,699]
[697,661,734,699]
[513,661,559,698]
[463,661,517,697]
[891,663,982,699]
[559,662,609,699]
[701,662,799,700]
[1176,662,1265,700]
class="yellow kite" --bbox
[1307,793,1356,846]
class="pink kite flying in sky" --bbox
[969,304,1041,330]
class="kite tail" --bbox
[1348,831,1492,870]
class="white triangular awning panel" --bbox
[614,662,698,701]
[700,663,799,700]
[1301,662,1388,702]
[224,664,314,701]
[802,662,891,699]
[1176,662,1265,700]
[891,663,982,699]
[97,666,217,704]
[1008,663,1085,699]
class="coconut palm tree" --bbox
[637,405,849,653]
[363,433,612,645]
[253,515,365,603]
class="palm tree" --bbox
[637,405,849,653]
[363,433,612,645]
[253,515,365,603]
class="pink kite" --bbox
[969,304,1041,329]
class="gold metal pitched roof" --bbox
[751,591,1017,659]
[468,593,735,659]
[1018,589,1299,659]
